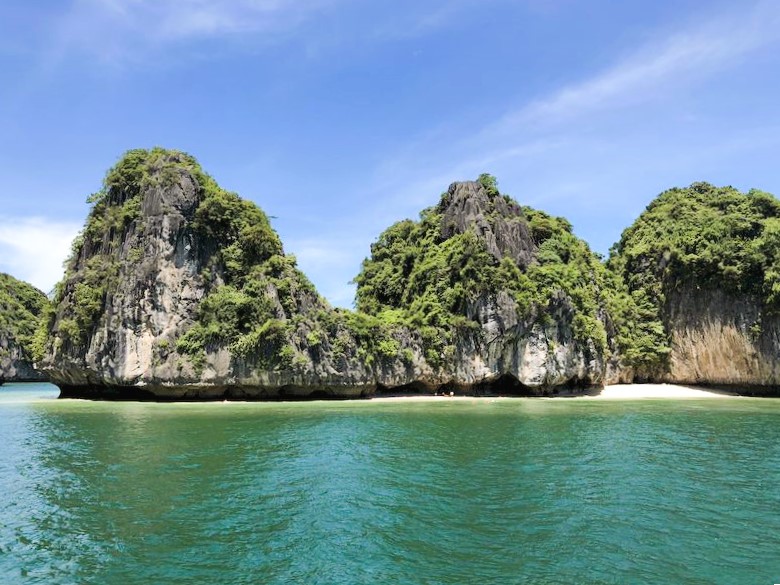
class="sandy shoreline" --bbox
[370,384,739,402]
[572,383,737,400]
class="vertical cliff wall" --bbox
[608,182,780,394]
[662,286,780,393]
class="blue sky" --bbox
[1,1,780,306]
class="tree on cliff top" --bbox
[609,182,780,308]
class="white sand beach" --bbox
[369,384,739,401]
[576,383,737,400]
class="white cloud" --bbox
[368,0,493,42]
[0,218,81,294]
[53,0,343,62]
[490,0,780,133]
[370,0,780,202]
[287,237,362,308]
[50,0,528,64]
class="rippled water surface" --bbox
[1,383,780,584]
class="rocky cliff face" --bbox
[354,176,612,394]
[41,149,435,399]
[44,154,777,399]
[608,182,780,394]
[447,292,605,391]
[0,333,46,384]
[0,273,48,384]
[660,286,780,393]
[41,154,616,399]
[439,180,536,268]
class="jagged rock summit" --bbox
[40,149,397,398]
[439,180,536,268]
[0,273,48,384]
[354,173,616,392]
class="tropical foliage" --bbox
[0,273,48,361]
[41,149,778,381]
[607,182,780,371]
[354,177,613,353]
[609,182,780,304]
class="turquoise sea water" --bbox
[1,383,779,584]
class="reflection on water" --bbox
[1,383,780,584]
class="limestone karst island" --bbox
[2,148,780,399]
[6,2,780,583]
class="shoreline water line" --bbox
[0,382,762,405]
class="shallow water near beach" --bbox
[1,383,779,584]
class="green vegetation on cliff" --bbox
[175,252,317,368]
[353,175,694,374]
[0,273,48,361]
[354,176,612,354]
[177,189,412,369]
[607,182,780,371]
[45,148,313,368]
[610,182,780,302]
[52,148,201,350]
[43,148,416,376]
[44,148,778,388]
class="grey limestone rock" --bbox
[659,285,780,394]
[0,273,48,384]
[440,181,536,269]
[0,333,46,384]
[41,152,610,399]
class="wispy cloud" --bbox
[52,0,343,62]
[0,218,81,294]
[371,0,780,198]
[320,0,780,284]
[490,0,780,132]
[368,0,501,42]
[49,0,531,64]
[287,237,362,307]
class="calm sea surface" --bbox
[1,383,779,585]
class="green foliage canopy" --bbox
[0,273,49,361]
[354,177,612,353]
[610,182,780,308]
[606,182,780,372]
